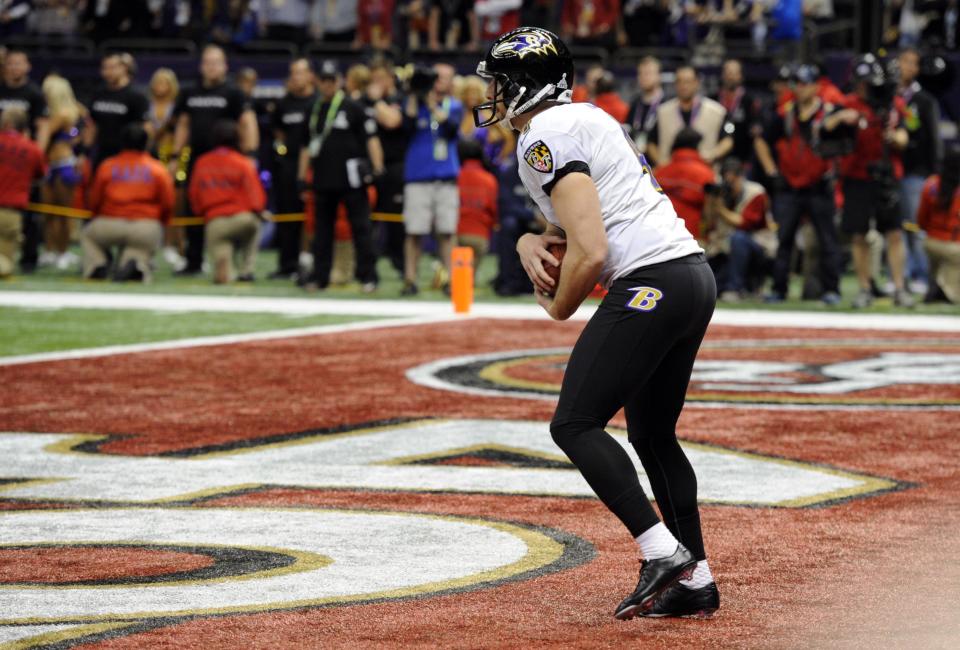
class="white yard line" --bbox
[2,290,960,330]
[0,314,458,367]
[1,290,958,367]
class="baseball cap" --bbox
[317,60,339,79]
[794,64,820,84]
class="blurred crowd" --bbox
[0,29,959,306]
[8,2,958,54]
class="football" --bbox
[544,242,566,295]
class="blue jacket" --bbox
[403,98,463,182]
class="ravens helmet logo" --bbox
[491,29,559,60]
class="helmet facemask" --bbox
[473,66,569,129]
[474,62,522,128]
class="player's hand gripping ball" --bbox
[544,242,566,296]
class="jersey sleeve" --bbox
[518,130,591,197]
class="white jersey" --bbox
[516,102,702,288]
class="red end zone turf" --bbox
[1,319,959,648]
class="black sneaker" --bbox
[295,271,315,288]
[113,260,143,283]
[400,282,418,296]
[614,544,696,621]
[638,581,720,619]
[87,265,109,280]
[174,267,202,277]
[236,273,255,283]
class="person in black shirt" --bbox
[626,56,667,157]
[0,49,47,273]
[81,0,150,43]
[754,64,842,305]
[428,0,477,50]
[297,61,384,292]
[0,49,47,141]
[897,47,942,293]
[268,58,317,279]
[713,59,763,168]
[366,57,408,276]
[169,44,259,276]
[84,53,150,171]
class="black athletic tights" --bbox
[550,254,716,560]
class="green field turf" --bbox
[2,245,957,314]
[0,307,374,357]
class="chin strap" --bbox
[501,82,574,126]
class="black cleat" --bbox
[638,581,720,619]
[614,544,696,621]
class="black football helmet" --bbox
[473,27,574,128]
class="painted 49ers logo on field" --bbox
[406,345,960,409]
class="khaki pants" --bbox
[924,237,960,304]
[330,240,355,285]
[81,217,162,279]
[457,234,489,272]
[205,212,260,283]
[0,208,22,277]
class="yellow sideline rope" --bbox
[25,203,405,226]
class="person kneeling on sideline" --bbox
[83,123,174,282]
[188,120,267,284]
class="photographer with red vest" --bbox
[824,55,911,309]
[755,63,842,305]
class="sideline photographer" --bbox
[755,63,842,305]
[703,158,777,302]
[400,63,462,295]
[824,55,913,309]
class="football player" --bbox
[474,27,719,619]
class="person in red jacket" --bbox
[917,146,960,304]
[592,71,628,124]
[456,139,498,273]
[188,119,266,284]
[0,107,46,277]
[654,128,715,239]
[755,63,842,305]
[83,123,174,282]
[823,56,911,308]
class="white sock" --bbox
[679,560,714,589]
[634,522,679,560]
